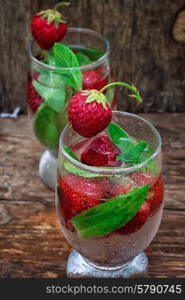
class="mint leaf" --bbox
[33,75,66,113]
[53,43,82,91]
[117,142,148,165]
[64,145,80,161]
[64,161,108,178]
[75,52,92,66]
[108,122,129,144]
[76,48,104,61]
[33,103,59,149]
[71,185,149,239]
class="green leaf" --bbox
[76,48,105,61]
[108,122,129,144]
[75,52,92,66]
[53,43,82,91]
[117,141,148,164]
[64,161,108,178]
[64,146,80,161]
[71,185,149,239]
[33,103,59,149]
[32,76,66,113]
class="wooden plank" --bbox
[0,199,184,278]
[1,0,185,113]
[1,114,185,210]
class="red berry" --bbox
[117,201,151,234]
[68,90,112,137]
[81,135,121,167]
[27,80,43,113]
[131,172,164,215]
[31,10,68,50]
[148,176,164,214]
[82,70,108,91]
[59,174,109,215]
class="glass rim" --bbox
[28,27,110,72]
[59,111,162,175]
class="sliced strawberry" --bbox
[59,174,109,216]
[117,201,151,234]
[147,176,164,214]
[27,80,43,113]
[131,172,164,215]
[81,135,121,167]
[82,69,108,91]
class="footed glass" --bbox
[56,111,164,278]
[28,27,117,190]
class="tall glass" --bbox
[56,111,164,278]
[27,27,116,190]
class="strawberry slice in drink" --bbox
[58,174,109,218]
[115,173,164,235]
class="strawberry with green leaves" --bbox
[68,82,142,138]
[31,2,69,50]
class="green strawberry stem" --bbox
[54,2,70,11]
[100,82,142,103]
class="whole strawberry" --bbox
[68,89,112,137]
[31,3,69,50]
[81,135,121,167]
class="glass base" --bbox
[67,250,148,278]
[39,150,57,190]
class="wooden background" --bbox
[0,0,185,113]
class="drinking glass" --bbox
[27,27,116,190]
[56,111,163,278]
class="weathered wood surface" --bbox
[0,114,185,278]
[1,0,185,113]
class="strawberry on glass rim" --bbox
[68,81,142,138]
[31,2,70,50]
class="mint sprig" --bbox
[71,185,149,239]
[108,122,153,166]
[53,43,82,91]
[33,74,66,113]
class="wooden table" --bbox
[0,114,185,278]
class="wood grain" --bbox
[1,0,185,113]
[0,200,184,278]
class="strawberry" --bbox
[31,6,68,50]
[81,135,121,167]
[68,90,112,137]
[27,80,43,113]
[147,176,164,214]
[82,70,108,91]
[117,201,151,234]
[131,172,164,214]
[59,174,109,215]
